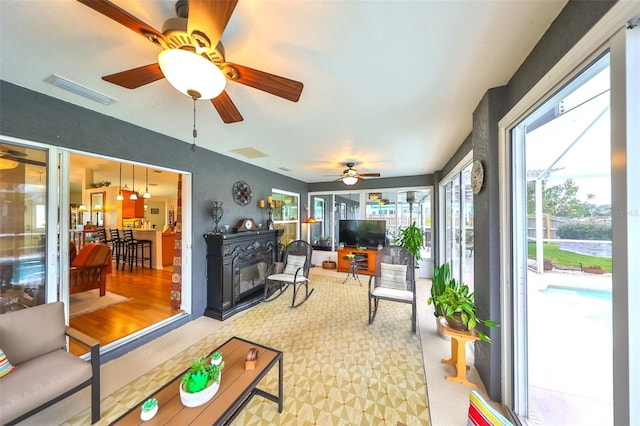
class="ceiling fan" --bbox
[0,147,44,169]
[77,0,304,123]
[338,162,381,185]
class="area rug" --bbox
[67,272,430,425]
[69,289,130,317]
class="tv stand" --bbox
[337,247,378,276]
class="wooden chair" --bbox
[69,243,112,296]
[264,240,314,307]
[368,245,416,332]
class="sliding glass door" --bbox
[440,162,474,288]
[0,142,49,312]
[511,53,613,425]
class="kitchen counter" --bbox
[131,229,163,270]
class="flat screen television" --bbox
[339,220,387,249]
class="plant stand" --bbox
[438,317,480,388]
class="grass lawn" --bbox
[527,242,612,273]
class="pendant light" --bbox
[116,163,124,201]
[143,167,151,199]
[129,165,138,200]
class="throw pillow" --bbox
[380,263,407,290]
[0,349,15,378]
[284,255,306,275]
[468,390,513,426]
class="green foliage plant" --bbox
[395,222,424,263]
[427,262,456,317]
[182,354,224,394]
[429,280,499,343]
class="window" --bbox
[272,189,299,243]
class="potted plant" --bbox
[179,354,225,407]
[429,280,499,343]
[583,265,605,274]
[428,262,455,318]
[395,222,424,264]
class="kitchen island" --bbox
[132,229,163,270]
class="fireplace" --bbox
[204,229,283,320]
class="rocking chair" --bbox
[264,240,314,307]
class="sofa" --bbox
[69,243,112,296]
[0,301,100,424]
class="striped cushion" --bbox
[468,390,513,426]
[284,255,306,275]
[380,263,407,290]
[0,348,15,378]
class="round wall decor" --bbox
[471,160,484,195]
[232,180,252,205]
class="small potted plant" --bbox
[179,354,225,407]
[429,280,499,343]
[583,265,605,274]
[395,222,424,264]
[140,398,158,421]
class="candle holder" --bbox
[267,206,274,230]
[210,201,224,233]
[260,199,275,230]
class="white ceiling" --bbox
[0,0,567,184]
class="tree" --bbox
[527,178,590,218]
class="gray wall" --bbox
[0,80,307,360]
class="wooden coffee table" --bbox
[110,336,283,425]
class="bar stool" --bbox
[121,229,152,271]
[109,228,124,268]
[95,228,108,244]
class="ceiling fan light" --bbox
[0,158,19,170]
[342,176,358,186]
[158,49,226,100]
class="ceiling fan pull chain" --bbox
[191,96,197,152]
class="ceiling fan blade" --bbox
[187,0,238,50]
[102,64,165,89]
[359,173,381,177]
[211,91,243,123]
[226,63,303,102]
[76,0,165,45]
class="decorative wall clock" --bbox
[471,160,484,195]
[232,181,252,205]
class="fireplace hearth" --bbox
[204,229,283,320]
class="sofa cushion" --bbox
[0,349,93,424]
[0,348,15,377]
[0,302,66,365]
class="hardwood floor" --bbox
[69,262,182,355]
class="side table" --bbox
[342,255,364,285]
[439,316,480,388]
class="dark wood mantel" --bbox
[204,229,283,320]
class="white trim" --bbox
[180,173,192,314]
[57,149,71,315]
[610,21,640,426]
